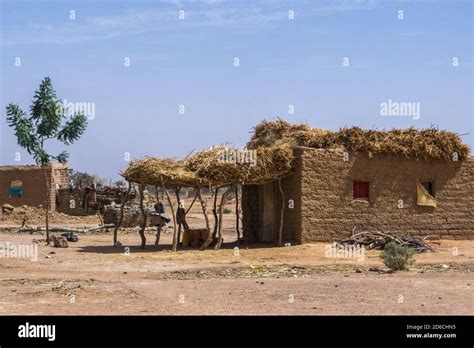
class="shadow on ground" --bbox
[76,240,277,254]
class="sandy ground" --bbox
[0,224,473,315]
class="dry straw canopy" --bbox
[121,157,201,188]
[248,119,470,161]
[245,145,294,184]
[122,119,469,189]
[185,144,294,186]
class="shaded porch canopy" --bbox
[121,157,203,189]
[121,144,295,188]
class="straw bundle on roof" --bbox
[247,145,294,184]
[334,127,469,161]
[248,119,470,161]
[185,144,294,186]
[247,118,327,149]
[185,145,247,186]
[121,157,201,188]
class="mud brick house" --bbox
[0,163,69,212]
[242,120,473,243]
[122,119,473,246]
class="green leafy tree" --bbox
[6,77,88,244]
[69,170,97,189]
[114,180,126,188]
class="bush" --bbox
[223,207,232,214]
[380,242,415,271]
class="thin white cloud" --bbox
[1,0,380,46]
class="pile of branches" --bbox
[339,231,433,253]
[248,118,470,161]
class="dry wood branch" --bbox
[138,184,147,249]
[235,185,240,240]
[113,181,132,244]
[185,189,199,215]
[212,187,219,239]
[198,188,212,250]
[163,183,178,252]
[339,231,433,253]
[215,185,233,250]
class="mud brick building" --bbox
[0,163,69,212]
[122,119,473,245]
[243,147,474,243]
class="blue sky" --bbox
[1,0,472,180]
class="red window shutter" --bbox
[353,181,369,198]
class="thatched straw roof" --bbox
[122,145,294,188]
[121,157,202,188]
[248,118,470,161]
[184,144,294,186]
[122,119,469,188]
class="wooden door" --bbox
[259,182,275,242]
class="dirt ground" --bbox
[0,219,473,315]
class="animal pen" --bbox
[120,119,472,251]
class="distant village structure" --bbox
[0,163,135,217]
[0,163,69,212]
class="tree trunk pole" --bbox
[154,185,161,248]
[138,184,147,249]
[164,184,178,251]
[185,189,199,215]
[212,187,219,239]
[235,185,240,240]
[155,225,162,248]
[174,188,184,245]
[215,185,233,249]
[199,188,213,250]
[42,165,50,245]
[113,181,131,245]
[155,185,160,203]
[278,178,285,247]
